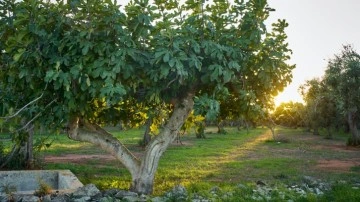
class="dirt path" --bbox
[45,154,116,164]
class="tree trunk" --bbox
[347,111,360,145]
[312,126,320,136]
[130,93,194,194]
[67,93,194,194]
[325,126,333,139]
[67,117,140,178]
[26,123,34,168]
[142,118,152,146]
[217,120,226,134]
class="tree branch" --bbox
[16,98,57,132]
[67,116,141,177]
[0,93,44,120]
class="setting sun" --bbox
[274,84,304,107]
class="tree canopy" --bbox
[0,0,294,194]
[299,45,360,144]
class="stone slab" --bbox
[0,170,83,195]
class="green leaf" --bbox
[55,61,61,70]
[155,50,166,59]
[223,71,232,83]
[169,58,176,68]
[19,69,28,79]
[86,76,91,87]
[160,65,170,78]
[13,49,25,62]
[92,67,103,78]
[70,65,81,78]
[163,52,170,62]
[68,99,76,110]
[82,44,90,55]
[209,64,223,81]
[45,70,56,82]
[228,61,241,71]
[175,59,183,70]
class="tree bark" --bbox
[67,117,141,179]
[67,92,194,194]
[130,93,194,194]
[26,123,34,169]
[347,111,360,145]
[142,118,152,146]
[217,120,227,134]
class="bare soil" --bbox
[45,154,116,164]
[278,132,360,172]
[316,159,360,172]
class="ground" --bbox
[44,129,360,172]
[45,129,360,172]
[42,128,360,192]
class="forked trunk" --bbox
[130,93,194,194]
[67,93,194,194]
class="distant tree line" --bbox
[271,45,360,146]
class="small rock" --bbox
[18,195,40,202]
[123,195,142,202]
[353,183,360,187]
[236,184,247,189]
[210,186,221,193]
[256,180,267,186]
[103,188,121,197]
[73,196,91,202]
[51,194,70,202]
[337,180,347,184]
[72,184,101,198]
[50,194,71,202]
[151,196,166,202]
[0,193,9,202]
[139,194,150,201]
[42,194,52,202]
[314,188,323,195]
[165,185,187,201]
[99,196,121,202]
[114,190,138,199]
[303,176,318,186]
[192,199,210,202]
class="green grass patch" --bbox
[318,183,360,202]
[3,126,359,198]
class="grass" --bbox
[2,126,360,199]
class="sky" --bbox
[121,0,360,105]
[266,0,360,105]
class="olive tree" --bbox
[324,45,360,145]
[0,0,294,194]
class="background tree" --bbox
[299,78,324,135]
[272,101,304,128]
[300,45,359,143]
[324,45,360,145]
[0,0,294,194]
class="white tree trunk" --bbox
[67,93,194,194]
